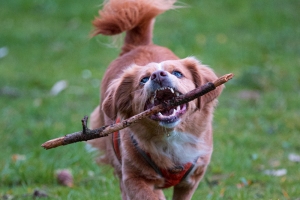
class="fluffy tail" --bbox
[92,0,176,53]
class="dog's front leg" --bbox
[123,177,164,200]
[172,182,200,200]
[172,167,206,200]
[153,189,166,200]
[120,182,129,200]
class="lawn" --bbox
[1,0,300,199]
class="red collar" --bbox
[112,121,195,188]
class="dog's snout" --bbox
[151,70,167,81]
[149,70,174,90]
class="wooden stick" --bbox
[41,73,233,150]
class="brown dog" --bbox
[88,0,223,199]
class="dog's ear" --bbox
[102,75,133,120]
[102,87,116,120]
[181,57,224,109]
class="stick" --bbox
[41,73,233,150]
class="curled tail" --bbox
[92,0,177,53]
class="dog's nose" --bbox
[151,70,167,81]
[150,70,174,90]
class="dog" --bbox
[88,0,223,199]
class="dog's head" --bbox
[102,57,223,129]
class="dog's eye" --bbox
[140,76,150,84]
[172,71,183,78]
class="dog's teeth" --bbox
[150,96,154,104]
[176,92,179,96]
[172,109,176,116]
[177,106,180,111]
[170,88,174,93]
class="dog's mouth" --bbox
[144,87,187,126]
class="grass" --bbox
[1,0,300,199]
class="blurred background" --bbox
[1,0,299,199]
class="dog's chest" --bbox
[147,131,208,165]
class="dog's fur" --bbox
[88,0,223,199]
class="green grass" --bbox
[1,0,300,199]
